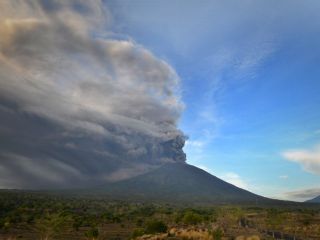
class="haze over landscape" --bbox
[1,0,320,204]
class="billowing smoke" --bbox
[0,0,186,188]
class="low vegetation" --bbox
[0,191,319,239]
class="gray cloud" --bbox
[284,188,320,201]
[0,0,186,188]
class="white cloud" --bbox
[220,172,249,190]
[195,165,249,190]
[282,145,320,175]
[283,187,320,202]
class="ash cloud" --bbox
[0,0,186,188]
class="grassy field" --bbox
[0,191,320,240]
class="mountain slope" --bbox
[96,163,274,204]
[306,195,320,203]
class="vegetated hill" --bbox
[306,195,320,203]
[96,163,280,205]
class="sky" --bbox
[0,0,320,201]
[106,0,320,201]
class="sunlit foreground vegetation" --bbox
[0,191,319,240]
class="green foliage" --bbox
[136,218,143,227]
[182,211,204,225]
[210,228,223,240]
[72,219,82,231]
[85,227,99,240]
[33,212,69,240]
[1,220,10,231]
[266,209,284,229]
[299,214,312,226]
[131,228,144,238]
[145,220,167,234]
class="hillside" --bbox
[306,195,320,203]
[96,163,277,205]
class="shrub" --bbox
[136,218,143,227]
[182,212,204,225]
[85,227,99,240]
[131,228,144,238]
[210,228,223,240]
[145,220,167,234]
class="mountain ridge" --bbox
[305,195,320,203]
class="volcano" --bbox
[95,163,279,205]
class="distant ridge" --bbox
[95,163,282,205]
[305,195,320,203]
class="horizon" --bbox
[0,0,320,203]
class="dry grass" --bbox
[136,227,261,240]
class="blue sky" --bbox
[106,0,320,201]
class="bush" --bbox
[73,219,82,231]
[145,220,167,234]
[182,212,204,225]
[85,227,99,240]
[210,228,223,240]
[132,228,144,238]
[136,218,143,227]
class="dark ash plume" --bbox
[0,0,186,188]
